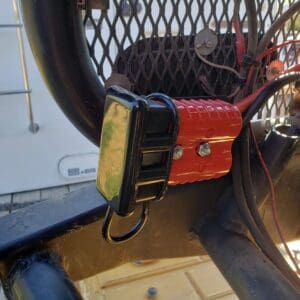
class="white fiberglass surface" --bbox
[0,0,98,194]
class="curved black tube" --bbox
[244,0,258,59]
[3,252,82,300]
[257,1,300,55]
[243,73,300,126]
[19,0,105,145]
[194,220,300,300]
[193,127,300,299]
[234,131,300,289]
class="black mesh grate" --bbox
[112,33,242,98]
[83,0,300,121]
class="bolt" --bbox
[28,122,39,134]
[205,39,213,48]
[197,142,211,157]
[147,287,158,298]
[196,42,204,49]
[173,145,184,160]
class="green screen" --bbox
[97,97,131,201]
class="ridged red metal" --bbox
[169,99,242,185]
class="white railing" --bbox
[0,0,39,133]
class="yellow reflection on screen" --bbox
[97,98,131,201]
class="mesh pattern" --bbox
[112,34,241,97]
[83,0,300,121]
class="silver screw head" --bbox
[173,145,184,160]
[197,142,211,157]
[28,122,39,134]
[205,39,213,48]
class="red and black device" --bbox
[96,86,178,216]
[96,86,242,216]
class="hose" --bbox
[238,129,300,287]
[249,125,300,274]
[239,0,258,83]
[232,142,300,291]
[244,0,258,59]
[234,71,300,288]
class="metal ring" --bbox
[272,124,300,140]
[102,202,149,244]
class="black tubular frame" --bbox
[233,133,300,289]
[19,0,104,145]
[0,124,299,299]
[243,73,300,126]
[193,126,300,299]
[3,252,82,300]
[194,220,300,300]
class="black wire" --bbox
[235,58,300,290]
[249,1,300,91]
[232,140,300,291]
[233,0,240,21]
[239,129,300,289]
[244,0,258,58]
[232,145,271,252]
[233,0,300,290]
[238,0,258,83]
[243,73,300,126]
[257,1,300,56]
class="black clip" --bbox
[238,76,247,87]
[243,54,260,69]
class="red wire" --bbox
[256,40,300,62]
[236,65,300,113]
[234,40,300,113]
[236,83,269,113]
[245,39,300,91]
[250,125,300,274]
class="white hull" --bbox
[0,0,98,194]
